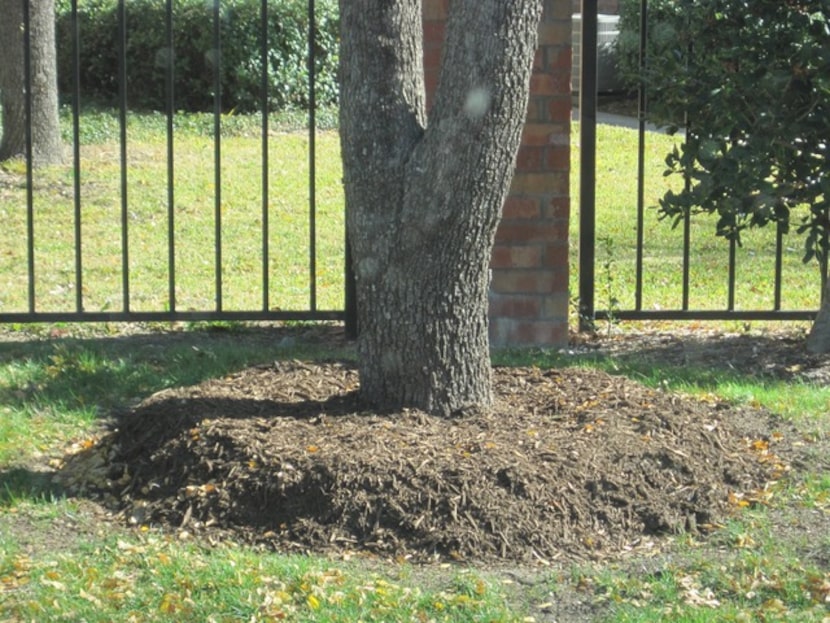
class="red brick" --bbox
[521,123,558,146]
[543,243,570,268]
[423,21,446,46]
[546,0,574,22]
[524,99,547,124]
[422,0,449,20]
[521,123,569,147]
[547,96,573,123]
[423,47,442,72]
[536,71,570,96]
[515,146,544,172]
[530,73,565,97]
[502,197,541,219]
[509,172,568,195]
[546,196,570,219]
[490,269,565,294]
[495,222,567,245]
[490,318,568,347]
[490,270,538,294]
[518,321,568,346]
[541,293,571,320]
[549,46,572,70]
[490,245,544,269]
[489,295,542,318]
[512,246,545,268]
[533,48,545,72]
[544,145,570,171]
[490,245,510,269]
[421,6,572,347]
[536,20,571,47]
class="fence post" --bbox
[578,0,597,331]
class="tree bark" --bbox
[807,280,830,353]
[0,0,62,165]
[339,0,542,415]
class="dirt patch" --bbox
[54,358,808,564]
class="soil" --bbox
[50,325,830,566]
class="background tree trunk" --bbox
[339,0,542,415]
[0,0,62,165]
[807,280,830,353]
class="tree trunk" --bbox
[339,0,542,415]
[807,279,830,353]
[0,0,62,165]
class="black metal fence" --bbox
[5,1,821,333]
[577,0,820,328]
[2,0,355,330]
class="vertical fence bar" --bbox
[681,63,692,310]
[260,0,270,312]
[634,0,647,311]
[578,0,598,330]
[342,0,357,337]
[681,160,691,310]
[727,237,736,311]
[22,0,35,313]
[774,221,784,310]
[71,0,83,312]
[307,0,318,312]
[822,214,829,302]
[816,211,830,305]
[344,230,357,337]
[212,0,223,312]
[825,224,829,302]
[117,0,130,312]
[165,0,176,312]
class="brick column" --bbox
[423,0,571,347]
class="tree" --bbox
[339,0,542,415]
[0,0,62,164]
[617,0,830,352]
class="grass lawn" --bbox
[1,108,824,319]
[0,110,828,621]
[569,123,823,317]
[0,323,828,622]
[0,109,344,315]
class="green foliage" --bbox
[54,0,339,113]
[597,235,620,333]
[617,0,830,292]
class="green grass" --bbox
[0,326,345,465]
[569,123,823,316]
[0,528,515,622]
[564,512,830,622]
[1,323,828,622]
[0,107,344,314]
[1,110,828,621]
[2,110,822,319]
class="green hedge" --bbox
[55,0,339,112]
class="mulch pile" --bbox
[56,358,800,564]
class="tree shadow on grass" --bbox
[506,329,830,389]
[0,323,353,419]
[0,466,66,506]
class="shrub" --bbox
[615,0,830,291]
[55,0,339,113]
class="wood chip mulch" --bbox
[55,358,804,564]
